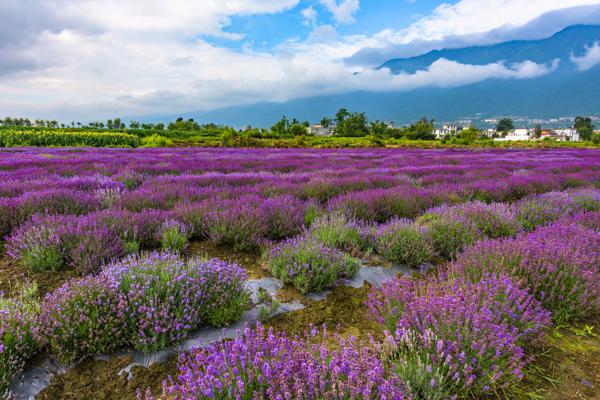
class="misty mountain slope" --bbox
[380,25,600,73]
[148,25,600,126]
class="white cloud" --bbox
[302,6,318,26]
[571,42,600,71]
[0,0,593,121]
[347,1,600,65]
[319,0,360,24]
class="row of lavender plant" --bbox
[1,148,598,243]
[365,213,600,398]
[0,252,249,392]
[142,211,599,399]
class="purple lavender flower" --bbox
[368,273,550,398]
[103,252,249,352]
[150,324,408,400]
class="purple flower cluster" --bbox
[267,236,361,294]
[158,219,190,252]
[374,218,433,268]
[1,148,599,259]
[423,201,521,239]
[103,252,249,352]
[7,214,126,274]
[367,274,550,398]
[0,284,40,391]
[328,186,440,223]
[515,189,600,231]
[451,222,600,323]
[39,275,127,363]
[149,324,408,400]
[306,212,368,254]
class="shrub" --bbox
[158,219,189,253]
[205,200,267,252]
[306,212,367,254]
[6,216,64,271]
[267,236,360,294]
[7,214,126,274]
[104,252,249,352]
[60,219,126,274]
[151,324,407,400]
[172,202,212,240]
[570,211,600,232]
[375,219,433,268]
[39,275,127,363]
[515,189,600,231]
[141,134,173,147]
[260,195,308,240]
[420,215,480,259]
[98,209,169,250]
[367,274,550,399]
[329,186,433,223]
[0,283,40,392]
[516,192,576,231]
[422,201,521,239]
[451,223,600,323]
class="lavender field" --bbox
[1,147,600,399]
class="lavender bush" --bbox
[149,324,408,400]
[515,189,600,231]
[205,200,267,251]
[0,283,40,392]
[375,219,433,268]
[267,236,360,294]
[329,186,433,223]
[104,252,249,352]
[419,214,480,259]
[569,211,600,232]
[451,223,600,323]
[423,201,521,239]
[158,219,189,253]
[260,195,308,240]
[368,274,551,399]
[6,215,64,271]
[39,275,127,363]
[306,212,368,254]
[7,214,126,274]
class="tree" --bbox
[406,117,435,140]
[335,111,369,137]
[129,121,140,129]
[270,116,289,135]
[574,116,594,141]
[320,117,332,128]
[113,118,125,129]
[369,121,389,137]
[168,117,201,131]
[534,124,542,139]
[335,108,350,125]
[288,123,308,136]
[496,118,514,135]
[455,126,481,142]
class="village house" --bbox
[433,124,463,139]
[494,128,531,142]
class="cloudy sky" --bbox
[1,0,600,121]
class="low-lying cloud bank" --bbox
[0,0,597,120]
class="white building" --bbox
[554,129,579,141]
[434,124,463,139]
[310,124,334,136]
[494,128,531,142]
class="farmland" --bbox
[1,147,599,399]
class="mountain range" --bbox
[150,24,600,127]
